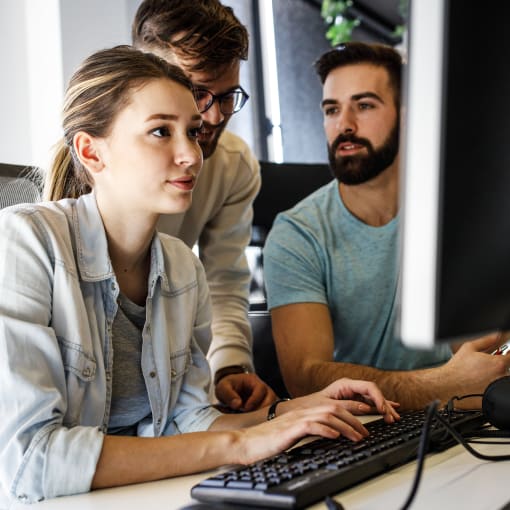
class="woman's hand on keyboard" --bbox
[323,378,400,422]
[284,378,400,424]
[229,380,397,464]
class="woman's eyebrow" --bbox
[146,113,202,121]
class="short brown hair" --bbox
[314,42,403,109]
[132,0,249,74]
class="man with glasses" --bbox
[132,0,277,411]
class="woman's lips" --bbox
[168,176,195,191]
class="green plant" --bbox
[321,0,360,45]
[321,0,408,47]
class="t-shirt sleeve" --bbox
[263,212,328,310]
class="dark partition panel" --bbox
[272,0,331,163]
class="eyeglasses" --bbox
[194,86,249,115]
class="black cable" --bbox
[466,438,510,445]
[398,401,510,510]
[433,411,510,462]
[398,400,440,510]
[325,495,345,510]
[323,398,510,510]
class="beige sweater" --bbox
[157,130,260,377]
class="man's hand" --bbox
[442,332,510,396]
[215,373,278,411]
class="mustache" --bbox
[330,133,372,154]
[200,120,225,132]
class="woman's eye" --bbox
[151,126,170,137]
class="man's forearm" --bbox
[289,360,449,410]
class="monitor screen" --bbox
[398,0,510,349]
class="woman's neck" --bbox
[97,195,157,306]
[107,230,153,306]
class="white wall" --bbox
[1,1,33,166]
[0,0,133,168]
[0,0,259,169]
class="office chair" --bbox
[251,160,332,247]
[0,163,42,209]
[248,161,332,398]
[249,160,332,306]
[250,310,290,398]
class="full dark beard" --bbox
[327,120,400,185]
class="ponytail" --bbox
[44,139,91,201]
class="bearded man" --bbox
[263,42,504,411]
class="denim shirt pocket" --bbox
[169,348,192,381]
[58,338,97,426]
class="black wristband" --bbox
[214,365,250,386]
[267,398,291,421]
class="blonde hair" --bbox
[45,45,192,201]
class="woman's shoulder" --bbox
[156,232,202,268]
[0,199,75,228]
[155,232,206,288]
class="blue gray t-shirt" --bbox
[108,293,151,435]
[263,180,450,370]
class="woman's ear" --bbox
[73,131,105,175]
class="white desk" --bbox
[11,439,510,510]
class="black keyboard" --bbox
[191,409,486,509]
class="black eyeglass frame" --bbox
[193,86,250,115]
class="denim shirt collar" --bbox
[73,192,170,293]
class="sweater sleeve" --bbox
[199,142,261,377]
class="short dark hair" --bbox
[132,0,249,74]
[314,42,403,108]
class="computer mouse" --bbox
[482,376,510,430]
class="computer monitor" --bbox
[398,0,510,349]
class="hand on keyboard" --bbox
[192,408,486,509]
[294,378,400,423]
[231,378,400,465]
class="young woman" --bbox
[0,45,399,505]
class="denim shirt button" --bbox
[149,371,156,378]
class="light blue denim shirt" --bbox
[0,192,221,507]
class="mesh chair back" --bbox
[0,164,42,209]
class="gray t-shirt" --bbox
[264,180,451,370]
[108,293,151,435]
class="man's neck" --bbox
[338,164,399,227]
